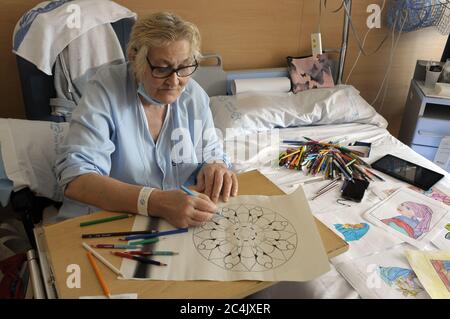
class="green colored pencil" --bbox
[129,237,160,245]
[80,214,132,227]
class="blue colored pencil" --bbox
[332,159,353,181]
[123,228,188,241]
[181,185,196,196]
[282,140,305,145]
[180,185,223,217]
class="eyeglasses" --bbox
[146,56,198,79]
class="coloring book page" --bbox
[335,244,429,299]
[371,182,450,207]
[119,186,330,281]
[430,221,450,250]
[406,250,450,299]
[316,207,403,264]
[364,188,449,249]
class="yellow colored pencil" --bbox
[279,148,301,161]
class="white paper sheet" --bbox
[249,264,359,299]
[336,245,430,299]
[120,187,330,281]
[316,206,403,264]
[430,221,450,250]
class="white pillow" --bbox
[0,119,69,202]
[210,85,387,139]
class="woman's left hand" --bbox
[193,162,238,203]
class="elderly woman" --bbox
[55,12,237,227]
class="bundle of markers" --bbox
[278,138,384,182]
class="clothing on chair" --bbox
[12,0,136,75]
[12,0,136,120]
[51,23,126,120]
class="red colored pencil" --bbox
[111,251,167,266]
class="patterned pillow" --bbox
[287,54,335,93]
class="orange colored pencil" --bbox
[86,251,111,298]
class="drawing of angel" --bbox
[378,266,424,297]
[381,201,432,239]
[334,223,369,242]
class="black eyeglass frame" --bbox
[146,56,198,79]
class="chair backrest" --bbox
[15,17,135,122]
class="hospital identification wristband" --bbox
[137,187,155,216]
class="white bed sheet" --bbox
[233,123,450,299]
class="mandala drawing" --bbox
[192,204,298,272]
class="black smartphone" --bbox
[341,179,370,202]
[371,154,444,191]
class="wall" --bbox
[0,0,447,136]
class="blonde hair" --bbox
[127,12,201,82]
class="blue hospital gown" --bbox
[55,62,230,221]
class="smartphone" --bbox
[371,154,444,191]
[341,179,370,202]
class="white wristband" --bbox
[137,187,155,216]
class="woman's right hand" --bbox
[147,189,218,228]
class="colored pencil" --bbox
[353,164,374,181]
[311,183,339,201]
[81,242,124,276]
[332,159,353,181]
[90,244,143,249]
[180,185,196,196]
[86,251,111,298]
[301,176,325,184]
[345,159,357,167]
[124,251,179,256]
[80,214,132,227]
[129,237,160,246]
[365,168,386,181]
[279,148,302,160]
[82,230,159,239]
[123,228,189,241]
[181,186,223,217]
[315,178,340,194]
[111,252,167,266]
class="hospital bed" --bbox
[191,59,450,299]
